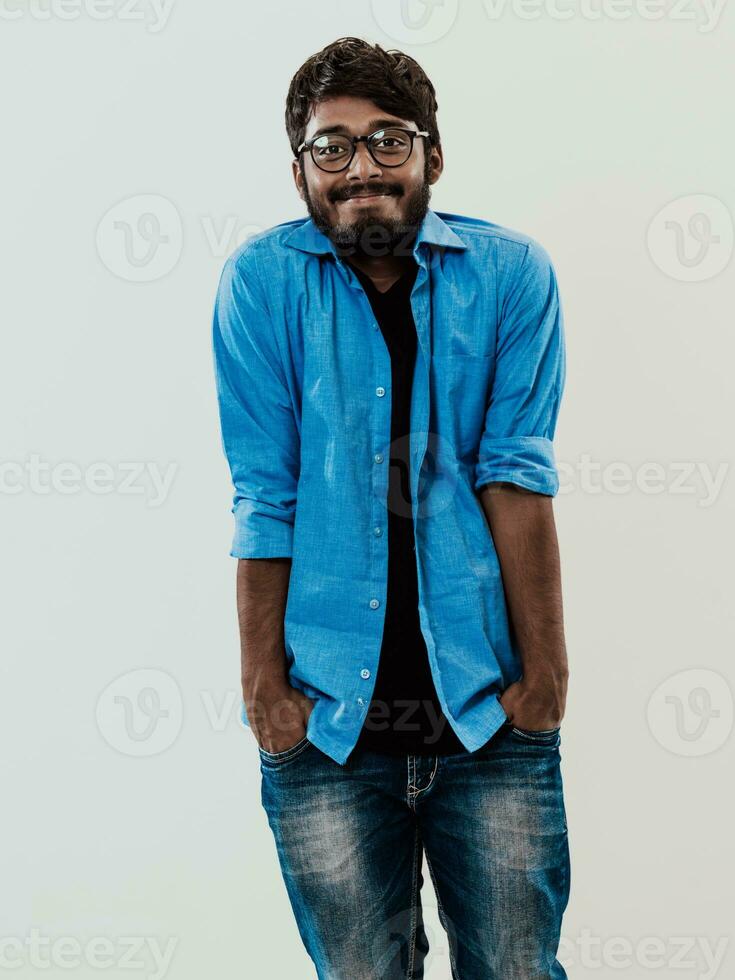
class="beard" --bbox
[301,158,432,259]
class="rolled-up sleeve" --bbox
[474,239,566,496]
[212,248,300,558]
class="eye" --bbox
[370,130,411,160]
[313,135,350,157]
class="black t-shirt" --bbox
[348,259,469,757]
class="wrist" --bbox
[520,671,568,706]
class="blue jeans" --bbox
[259,722,570,979]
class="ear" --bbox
[292,157,306,201]
[427,142,444,186]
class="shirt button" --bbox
[360,668,371,679]
[357,697,366,706]
[369,598,380,609]
[373,526,382,536]
[373,323,379,331]
[375,386,385,397]
[374,453,384,464]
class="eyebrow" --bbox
[308,118,408,140]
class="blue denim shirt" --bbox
[212,209,566,765]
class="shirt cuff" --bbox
[474,436,559,496]
[230,506,295,558]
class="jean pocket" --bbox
[258,734,312,766]
[507,724,561,745]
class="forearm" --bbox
[478,482,568,702]
[236,557,315,749]
[236,557,292,700]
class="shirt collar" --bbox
[282,208,468,259]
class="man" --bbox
[213,36,570,980]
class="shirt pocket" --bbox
[430,353,494,460]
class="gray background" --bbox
[2,0,734,976]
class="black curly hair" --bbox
[285,37,440,160]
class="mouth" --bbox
[338,192,393,205]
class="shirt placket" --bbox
[407,254,444,717]
[336,258,395,722]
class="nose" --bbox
[346,141,382,182]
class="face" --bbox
[292,95,443,257]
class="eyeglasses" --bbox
[296,127,430,173]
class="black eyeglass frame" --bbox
[295,127,431,173]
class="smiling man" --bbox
[213,36,570,979]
